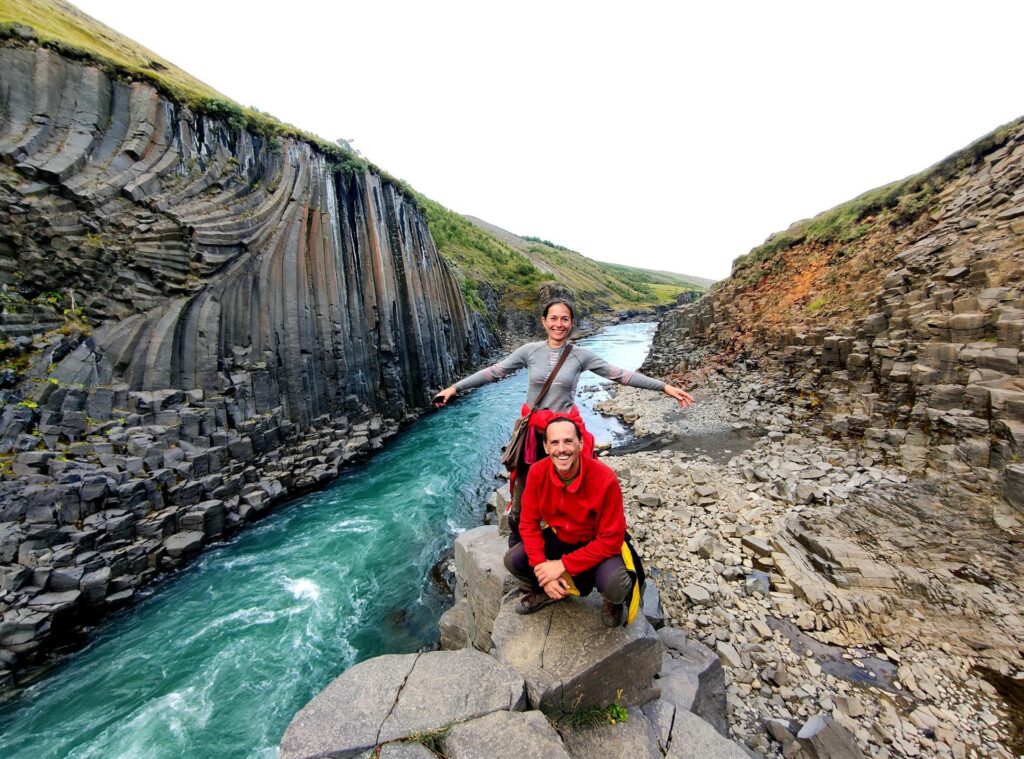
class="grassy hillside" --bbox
[732,116,1024,284]
[418,197,547,316]
[462,216,707,311]
[0,0,396,183]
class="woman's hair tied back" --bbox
[542,298,576,321]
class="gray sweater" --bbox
[454,341,665,411]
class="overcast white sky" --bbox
[73,0,1024,281]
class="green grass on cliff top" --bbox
[733,114,1024,275]
[0,0,386,179]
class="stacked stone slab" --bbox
[0,42,495,681]
[281,524,751,758]
[0,396,401,683]
[644,121,1024,511]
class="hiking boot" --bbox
[515,590,559,615]
[601,598,624,628]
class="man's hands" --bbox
[534,559,566,586]
[534,559,569,599]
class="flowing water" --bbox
[0,323,657,758]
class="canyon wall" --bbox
[645,118,1024,506]
[0,43,491,680]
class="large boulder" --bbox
[656,627,728,737]
[280,649,526,759]
[453,525,517,651]
[666,709,752,759]
[163,531,204,560]
[440,709,570,758]
[491,592,663,715]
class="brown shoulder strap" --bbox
[531,343,573,411]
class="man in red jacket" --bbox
[502,416,634,627]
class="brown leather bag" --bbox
[500,344,573,471]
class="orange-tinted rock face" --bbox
[645,117,1024,496]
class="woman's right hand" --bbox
[433,386,457,407]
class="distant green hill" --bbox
[459,215,708,320]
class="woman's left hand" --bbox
[665,385,694,408]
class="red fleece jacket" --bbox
[520,454,626,575]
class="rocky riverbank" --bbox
[596,376,1024,759]
[281,518,754,759]
[0,396,408,687]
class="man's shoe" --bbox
[515,591,559,615]
[601,599,624,628]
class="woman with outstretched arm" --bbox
[434,299,693,542]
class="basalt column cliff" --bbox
[0,44,490,677]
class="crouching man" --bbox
[503,416,634,627]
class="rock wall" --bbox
[645,120,1024,507]
[0,43,491,681]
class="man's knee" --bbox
[600,565,634,605]
[504,543,534,588]
[502,545,519,575]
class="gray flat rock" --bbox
[454,525,517,651]
[666,710,751,759]
[559,706,662,758]
[280,649,525,759]
[441,710,570,759]
[641,699,676,754]
[797,714,865,759]
[27,590,80,612]
[163,530,204,558]
[378,648,526,743]
[377,742,438,758]
[281,653,412,758]
[492,592,662,714]
[656,628,728,737]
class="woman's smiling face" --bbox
[542,303,573,344]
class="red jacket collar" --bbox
[545,454,588,493]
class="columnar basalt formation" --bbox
[645,119,1024,505]
[0,43,491,680]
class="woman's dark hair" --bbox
[542,298,575,321]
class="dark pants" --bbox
[503,530,633,604]
[507,462,529,547]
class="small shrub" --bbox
[807,296,828,313]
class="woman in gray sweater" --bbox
[433,299,692,540]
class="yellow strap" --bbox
[560,571,581,596]
[620,541,641,625]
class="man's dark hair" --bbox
[544,416,581,441]
[542,298,575,321]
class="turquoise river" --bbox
[0,322,657,758]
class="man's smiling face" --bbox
[544,419,582,479]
